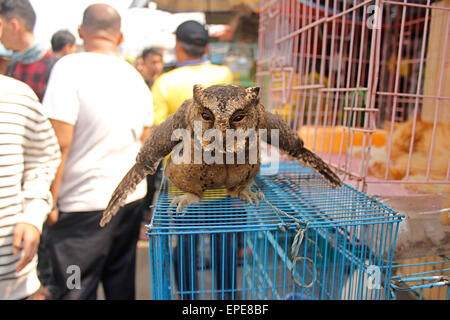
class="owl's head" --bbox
[191,84,260,131]
[189,84,261,153]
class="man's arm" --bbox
[46,119,74,226]
[140,126,152,144]
[14,104,61,272]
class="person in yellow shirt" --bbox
[151,20,233,125]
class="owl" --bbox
[99,84,342,227]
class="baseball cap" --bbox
[175,20,209,46]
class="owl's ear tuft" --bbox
[245,86,260,105]
[193,84,206,103]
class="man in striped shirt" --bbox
[0,15,60,299]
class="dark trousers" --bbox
[36,224,54,289]
[46,200,144,300]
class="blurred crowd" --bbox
[0,0,233,300]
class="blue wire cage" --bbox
[389,256,450,300]
[147,161,404,300]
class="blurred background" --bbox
[27,0,259,86]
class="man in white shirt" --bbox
[42,4,153,299]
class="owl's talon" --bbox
[243,193,253,206]
[169,193,201,215]
[229,189,260,207]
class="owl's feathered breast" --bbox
[165,125,262,195]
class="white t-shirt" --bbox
[43,52,153,212]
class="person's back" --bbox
[43,52,151,212]
[42,4,153,300]
[6,51,56,102]
[152,61,233,124]
[151,20,233,125]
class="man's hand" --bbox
[12,223,40,273]
[140,126,152,144]
[46,208,59,227]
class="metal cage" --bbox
[147,162,403,300]
[257,0,450,195]
[256,0,450,299]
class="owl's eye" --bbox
[232,114,245,122]
[201,112,212,121]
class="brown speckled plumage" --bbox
[100,84,342,226]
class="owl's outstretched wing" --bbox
[99,100,190,227]
[263,110,342,188]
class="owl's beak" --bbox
[214,120,229,133]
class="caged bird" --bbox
[99,84,342,227]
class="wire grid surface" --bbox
[147,162,403,300]
[148,162,401,235]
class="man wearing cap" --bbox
[151,20,233,125]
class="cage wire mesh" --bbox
[257,0,450,195]
[256,0,450,299]
[147,162,403,300]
